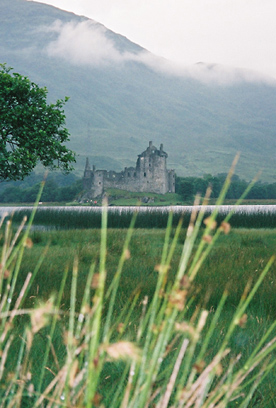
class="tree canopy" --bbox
[0,64,75,181]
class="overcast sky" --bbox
[30,0,276,79]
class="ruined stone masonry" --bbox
[83,141,175,199]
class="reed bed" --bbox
[1,168,276,407]
[5,205,276,229]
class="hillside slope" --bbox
[1,0,276,181]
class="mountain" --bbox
[1,0,276,181]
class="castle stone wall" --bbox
[82,142,175,199]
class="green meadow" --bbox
[2,222,276,407]
[2,178,276,408]
[17,227,276,314]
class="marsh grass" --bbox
[8,206,276,230]
[12,228,276,316]
[1,167,276,407]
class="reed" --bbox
[1,172,276,407]
[8,204,276,230]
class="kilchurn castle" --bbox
[82,142,175,199]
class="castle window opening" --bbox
[144,172,146,177]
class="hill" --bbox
[1,0,276,181]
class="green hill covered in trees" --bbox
[1,0,276,181]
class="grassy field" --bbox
[4,225,275,407]
[15,227,276,311]
[2,167,276,408]
[105,188,184,206]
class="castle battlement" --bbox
[83,141,175,199]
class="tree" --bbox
[0,64,76,181]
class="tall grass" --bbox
[1,171,276,407]
[9,207,186,229]
[7,205,276,229]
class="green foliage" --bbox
[0,64,75,181]
[2,202,276,406]
[15,228,276,315]
[0,176,83,203]
[9,207,276,230]
[2,171,276,204]
[176,173,276,201]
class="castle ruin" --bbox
[83,141,175,199]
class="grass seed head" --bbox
[215,362,223,376]
[124,248,131,260]
[203,234,212,244]
[152,322,165,334]
[92,393,102,407]
[175,322,196,338]
[204,217,217,230]
[69,360,79,387]
[193,360,206,373]
[27,383,34,396]
[81,304,91,315]
[92,294,100,305]
[105,341,141,361]
[31,309,49,334]
[237,313,248,328]
[220,221,231,234]
[180,275,190,289]
[30,300,54,333]
[169,290,188,311]
[159,288,165,298]
[25,237,33,249]
[63,331,78,347]
[154,264,171,274]
[26,329,33,351]
[91,273,100,289]
[142,295,148,306]
[117,323,124,333]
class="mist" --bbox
[42,20,276,85]
[44,20,140,66]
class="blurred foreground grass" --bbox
[2,197,276,406]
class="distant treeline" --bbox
[1,172,276,203]
[176,173,276,200]
[0,173,83,203]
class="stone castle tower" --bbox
[83,141,175,199]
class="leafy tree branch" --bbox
[0,64,75,181]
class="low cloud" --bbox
[44,20,139,66]
[42,20,276,85]
[139,54,276,85]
